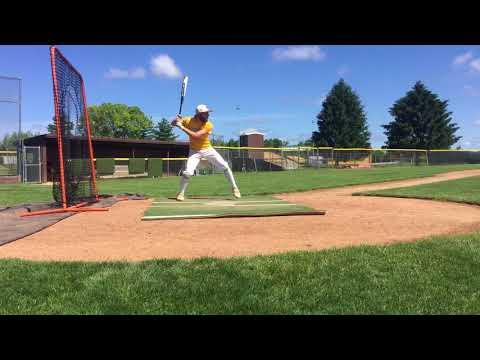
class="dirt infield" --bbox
[1,169,480,262]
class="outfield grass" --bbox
[357,176,480,205]
[1,232,480,314]
[0,183,52,207]
[2,164,480,314]
[1,164,479,207]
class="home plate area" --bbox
[142,195,326,221]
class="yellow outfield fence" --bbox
[209,147,480,173]
[211,147,430,171]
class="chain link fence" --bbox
[9,147,480,181]
[427,150,480,165]
[161,147,480,176]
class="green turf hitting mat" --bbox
[142,195,326,221]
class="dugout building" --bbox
[23,134,189,183]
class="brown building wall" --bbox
[239,133,264,160]
[240,134,264,148]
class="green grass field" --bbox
[356,176,480,205]
[1,164,479,207]
[143,195,324,220]
[1,232,480,314]
[2,164,480,314]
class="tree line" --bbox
[1,80,462,150]
[312,79,461,150]
[0,131,36,150]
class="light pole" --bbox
[0,75,22,180]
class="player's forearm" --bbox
[178,125,202,139]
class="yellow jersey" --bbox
[181,116,214,151]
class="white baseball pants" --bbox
[178,147,238,194]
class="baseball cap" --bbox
[196,104,212,113]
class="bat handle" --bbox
[178,98,184,115]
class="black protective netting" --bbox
[51,47,97,206]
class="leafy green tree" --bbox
[264,138,289,148]
[89,103,153,139]
[210,134,225,146]
[47,103,154,139]
[209,137,241,147]
[383,81,461,149]
[225,138,240,147]
[297,139,314,147]
[312,79,371,148]
[0,131,36,150]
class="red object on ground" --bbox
[20,202,108,217]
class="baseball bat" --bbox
[178,75,189,116]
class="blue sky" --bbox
[1,45,480,148]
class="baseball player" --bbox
[172,104,241,201]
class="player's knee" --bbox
[182,170,193,179]
[218,161,230,171]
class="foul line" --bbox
[153,202,206,204]
[142,211,326,221]
[150,203,298,208]
[227,203,297,207]
[152,200,286,204]
[142,214,216,220]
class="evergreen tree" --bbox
[383,81,461,149]
[147,118,178,141]
[312,79,371,148]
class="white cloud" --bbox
[272,46,326,62]
[464,85,480,96]
[474,119,480,126]
[453,51,473,66]
[105,68,129,79]
[150,55,182,79]
[337,65,350,77]
[130,67,146,79]
[459,138,480,148]
[104,67,146,79]
[469,58,480,73]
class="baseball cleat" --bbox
[176,193,185,201]
[233,187,241,199]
